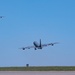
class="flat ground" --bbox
[0,71,75,75]
[0,66,75,71]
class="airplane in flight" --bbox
[19,39,59,50]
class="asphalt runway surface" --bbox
[0,71,75,75]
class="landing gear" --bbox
[35,48,37,50]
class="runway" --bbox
[0,71,75,75]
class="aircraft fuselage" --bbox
[33,41,42,50]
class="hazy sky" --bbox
[0,0,75,67]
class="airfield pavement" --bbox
[0,71,75,75]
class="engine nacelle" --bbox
[22,48,25,50]
[51,43,54,46]
[40,47,42,49]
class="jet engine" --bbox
[51,43,54,46]
[22,48,25,50]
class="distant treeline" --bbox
[0,66,75,71]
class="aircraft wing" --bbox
[19,46,35,50]
[42,42,59,47]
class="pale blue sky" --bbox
[0,0,75,67]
